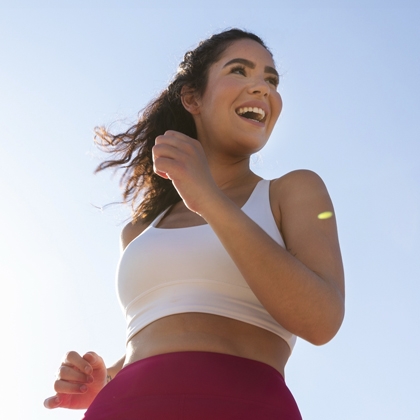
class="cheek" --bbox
[272,93,283,120]
[202,84,236,116]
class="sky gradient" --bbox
[1,2,419,419]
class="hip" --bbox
[82,351,302,420]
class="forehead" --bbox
[216,39,275,68]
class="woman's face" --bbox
[192,39,283,156]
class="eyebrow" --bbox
[223,58,279,78]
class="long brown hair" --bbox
[94,29,270,224]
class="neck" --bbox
[195,126,262,190]
[206,155,257,191]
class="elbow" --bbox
[305,328,340,346]
[303,301,345,346]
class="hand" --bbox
[152,130,220,214]
[44,351,107,410]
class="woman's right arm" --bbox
[44,351,125,410]
[44,220,147,410]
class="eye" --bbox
[230,65,247,76]
[266,76,279,88]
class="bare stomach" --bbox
[123,313,291,378]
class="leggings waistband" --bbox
[83,351,302,420]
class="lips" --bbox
[235,101,269,124]
[236,106,266,122]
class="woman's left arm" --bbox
[153,132,344,345]
[201,170,345,345]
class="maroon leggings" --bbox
[82,351,302,420]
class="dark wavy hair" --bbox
[94,28,270,224]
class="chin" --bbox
[232,135,268,156]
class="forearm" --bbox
[201,193,344,345]
[106,355,126,382]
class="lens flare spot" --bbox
[318,211,333,220]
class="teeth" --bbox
[236,107,266,121]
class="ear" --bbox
[180,85,201,115]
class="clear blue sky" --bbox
[1,2,419,419]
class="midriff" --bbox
[123,312,291,378]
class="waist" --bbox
[121,280,296,350]
[123,313,291,377]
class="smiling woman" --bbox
[44,28,344,420]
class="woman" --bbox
[44,29,345,419]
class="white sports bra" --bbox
[116,179,297,352]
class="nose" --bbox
[247,76,270,96]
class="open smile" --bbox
[235,106,266,123]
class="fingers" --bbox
[54,377,90,395]
[159,130,195,142]
[152,142,182,180]
[62,350,93,374]
[83,351,106,371]
[154,169,169,179]
[45,351,107,410]
[56,365,93,386]
[44,395,61,409]
[61,351,105,373]
[154,130,199,153]
[54,363,93,397]
[153,131,202,180]
[51,352,100,397]
[152,143,180,161]
[44,393,78,410]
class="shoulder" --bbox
[270,169,328,197]
[120,218,152,251]
[268,170,333,232]
[269,169,330,209]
